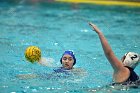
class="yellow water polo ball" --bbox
[24,46,41,63]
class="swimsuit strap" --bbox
[125,66,139,82]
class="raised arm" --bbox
[89,22,123,72]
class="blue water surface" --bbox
[0,1,140,93]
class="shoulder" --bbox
[113,66,130,83]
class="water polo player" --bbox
[60,50,76,70]
[89,22,140,85]
[18,50,77,79]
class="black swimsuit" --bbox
[112,66,139,85]
[124,66,139,82]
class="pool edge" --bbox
[55,0,140,7]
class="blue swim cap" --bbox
[60,50,76,66]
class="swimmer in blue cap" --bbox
[89,22,140,85]
[60,50,76,70]
[53,50,76,73]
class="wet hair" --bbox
[60,50,76,66]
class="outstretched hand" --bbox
[89,22,101,34]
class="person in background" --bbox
[59,50,76,69]
[89,22,140,85]
[17,50,86,79]
[38,50,76,70]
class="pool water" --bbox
[0,1,140,93]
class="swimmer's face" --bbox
[61,54,74,69]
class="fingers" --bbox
[89,22,92,26]
[89,22,94,26]
[89,22,96,28]
[89,22,101,34]
[89,22,96,31]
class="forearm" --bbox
[98,32,121,70]
[98,32,114,60]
